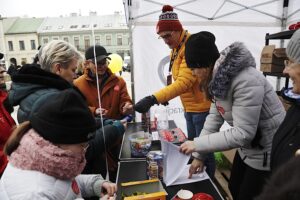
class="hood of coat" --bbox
[209,42,256,99]
[9,64,73,106]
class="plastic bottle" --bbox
[141,110,151,133]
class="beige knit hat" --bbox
[287,29,300,64]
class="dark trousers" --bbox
[229,152,270,200]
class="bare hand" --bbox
[120,120,127,129]
[100,194,116,200]
[102,182,117,197]
[95,108,108,116]
[122,102,134,115]
[188,159,205,178]
[179,141,196,155]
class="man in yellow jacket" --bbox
[134,5,215,178]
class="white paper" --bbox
[169,165,209,186]
[161,140,208,186]
[151,131,159,140]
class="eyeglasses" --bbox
[284,59,300,69]
[284,59,292,67]
[90,59,108,67]
[158,32,174,40]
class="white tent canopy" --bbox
[124,0,300,131]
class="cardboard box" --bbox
[260,45,287,72]
[260,63,285,73]
[120,179,167,200]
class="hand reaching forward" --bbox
[134,95,158,113]
[122,102,134,115]
[188,158,205,178]
[179,140,196,155]
[102,182,117,197]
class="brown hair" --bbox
[4,121,31,156]
[199,66,214,101]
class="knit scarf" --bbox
[9,129,86,179]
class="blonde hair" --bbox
[39,40,82,72]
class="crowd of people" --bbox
[0,4,299,200]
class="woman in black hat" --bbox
[179,31,285,200]
[0,89,117,200]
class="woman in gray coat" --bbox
[179,32,285,200]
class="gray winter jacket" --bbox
[193,42,285,171]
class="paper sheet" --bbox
[161,140,208,186]
[169,165,209,186]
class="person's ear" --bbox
[52,63,62,75]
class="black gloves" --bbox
[134,95,158,113]
[161,101,169,106]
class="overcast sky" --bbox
[0,0,125,18]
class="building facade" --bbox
[0,12,130,67]
[38,12,130,58]
[5,18,43,66]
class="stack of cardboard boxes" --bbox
[260,45,287,72]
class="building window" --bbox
[106,35,111,46]
[82,24,89,28]
[43,26,52,30]
[70,25,78,29]
[30,40,36,50]
[84,36,90,49]
[8,41,13,51]
[95,36,100,45]
[19,40,25,50]
[74,37,80,50]
[43,38,48,44]
[116,51,124,59]
[63,37,69,42]
[52,37,59,40]
[117,35,122,45]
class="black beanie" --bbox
[30,89,96,144]
[185,31,220,68]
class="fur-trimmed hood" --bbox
[209,42,256,99]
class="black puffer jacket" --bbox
[271,89,300,171]
[9,64,73,123]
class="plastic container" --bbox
[154,106,169,131]
[177,190,193,200]
[129,132,152,158]
[146,151,164,180]
[192,193,214,200]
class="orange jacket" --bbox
[153,31,211,112]
[74,69,132,120]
